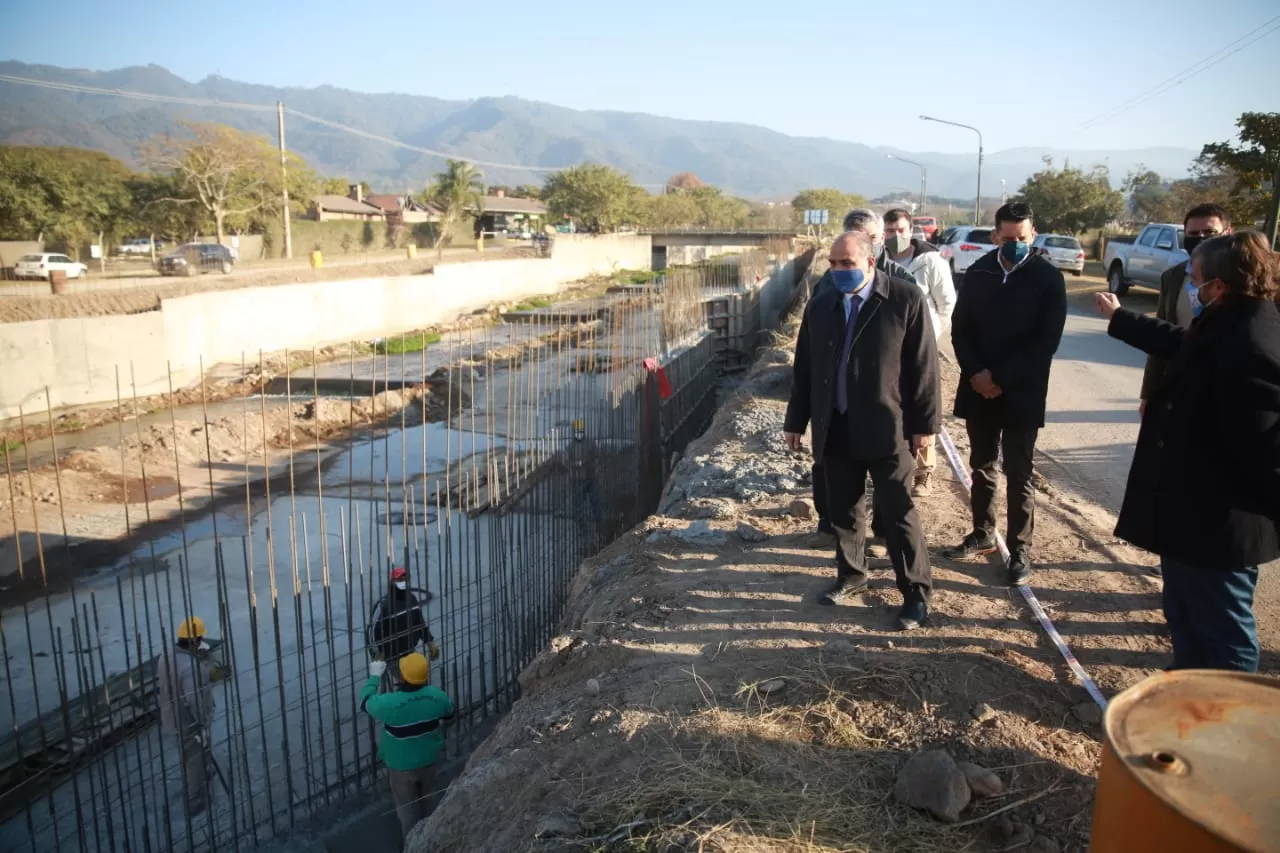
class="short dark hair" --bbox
[884,208,913,227]
[994,202,1034,227]
[1184,202,1231,229]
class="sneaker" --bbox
[817,518,835,536]
[866,537,889,559]
[911,470,934,497]
[820,576,868,606]
[897,592,929,631]
[1007,549,1032,587]
[943,531,998,560]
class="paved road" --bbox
[1039,283,1278,660]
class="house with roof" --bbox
[365,193,440,225]
[471,191,547,235]
[308,185,388,221]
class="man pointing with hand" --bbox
[785,230,941,630]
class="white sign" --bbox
[802,209,830,226]
[89,244,102,259]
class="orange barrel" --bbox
[1089,670,1280,853]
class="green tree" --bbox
[142,122,282,243]
[542,164,644,231]
[424,159,484,258]
[321,177,352,195]
[1014,157,1123,234]
[1197,111,1280,233]
[645,192,700,229]
[1122,166,1174,223]
[124,173,210,243]
[790,189,868,228]
[687,186,749,229]
[0,146,134,254]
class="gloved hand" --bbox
[428,642,440,661]
[369,660,387,678]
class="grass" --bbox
[374,331,443,355]
[1,438,22,457]
[513,296,554,311]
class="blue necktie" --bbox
[835,294,861,414]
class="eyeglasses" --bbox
[828,258,859,268]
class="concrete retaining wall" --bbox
[0,235,649,419]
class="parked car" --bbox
[936,226,994,276]
[1101,223,1186,297]
[159,243,235,277]
[14,253,88,280]
[912,215,939,240]
[1031,234,1086,276]
[911,227,928,243]
[119,238,153,256]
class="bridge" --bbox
[638,229,799,268]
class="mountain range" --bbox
[0,61,1199,200]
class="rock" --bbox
[1028,837,1061,853]
[788,498,815,520]
[533,811,580,839]
[996,815,1017,840]
[735,522,769,542]
[892,749,971,823]
[824,638,855,654]
[1071,701,1103,725]
[757,677,786,696]
[674,520,728,547]
[1008,823,1035,848]
[957,761,1004,798]
[1033,810,1046,826]
[584,678,601,696]
[971,703,998,723]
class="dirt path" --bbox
[409,291,1188,853]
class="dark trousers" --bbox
[966,417,1038,551]
[1161,558,1260,673]
[814,463,888,540]
[823,414,931,596]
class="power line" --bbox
[0,73,567,173]
[1065,15,1280,138]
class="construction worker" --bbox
[369,568,439,683]
[155,616,228,815]
[361,652,455,841]
[567,417,604,537]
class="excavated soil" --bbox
[410,299,1179,853]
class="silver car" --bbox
[1032,234,1086,276]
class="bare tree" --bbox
[142,122,277,243]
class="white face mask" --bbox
[197,639,211,652]
[394,581,407,591]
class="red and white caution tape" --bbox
[937,426,1109,710]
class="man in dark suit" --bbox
[785,230,941,630]
[1137,203,1232,414]
[945,202,1067,586]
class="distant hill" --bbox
[0,61,1199,200]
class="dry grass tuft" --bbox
[560,658,988,853]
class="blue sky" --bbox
[2,0,1277,154]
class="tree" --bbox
[665,172,704,192]
[142,122,281,243]
[124,173,210,243]
[1122,166,1173,223]
[321,177,352,195]
[424,159,484,258]
[0,146,134,253]
[1013,157,1123,234]
[1197,112,1280,234]
[542,164,645,231]
[645,192,701,229]
[790,189,868,227]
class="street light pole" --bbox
[920,115,984,226]
[887,153,928,214]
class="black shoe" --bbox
[943,531,998,560]
[1007,550,1032,587]
[897,591,929,631]
[820,576,868,606]
[817,518,835,536]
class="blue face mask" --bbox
[830,268,866,294]
[999,240,1031,266]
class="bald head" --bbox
[828,231,876,279]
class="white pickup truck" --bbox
[1102,223,1186,296]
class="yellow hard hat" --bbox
[399,653,429,686]
[572,418,585,431]
[177,617,206,640]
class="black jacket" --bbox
[812,252,916,300]
[1108,300,1280,568]
[951,251,1067,428]
[785,270,940,460]
[369,590,433,660]
[1139,262,1189,401]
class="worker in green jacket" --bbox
[361,651,455,841]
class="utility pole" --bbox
[920,115,984,226]
[277,101,293,260]
[1268,162,1280,250]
